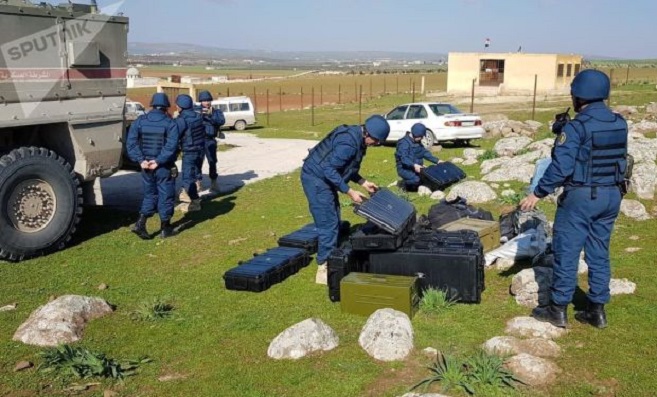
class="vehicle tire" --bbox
[421,130,436,148]
[234,120,247,131]
[0,147,82,262]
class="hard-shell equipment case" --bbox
[420,162,467,191]
[438,218,501,253]
[277,221,351,254]
[353,188,416,236]
[224,247,311,292]
[349,222,407,252]
[340,272,419,318]
[368,230,485,303]
[327,243,369,302]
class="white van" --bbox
[210,96,257,131]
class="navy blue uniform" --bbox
[175,109,206,200]
[301,125,366,264]
[395,134,439,189]
[127,109,180,222]
[196,105,226,181]
[534,101,628,305]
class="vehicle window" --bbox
[136,104,145,111]
[428,104,460,116]
[406,105,427,119]
[239,102,250,111]
[216,104,228,112]
[386,106,408,120]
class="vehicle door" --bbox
[403,104,428,134]
[384,105,409,140]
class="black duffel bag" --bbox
[427,196,494,229]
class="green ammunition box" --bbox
[340,272,419,319]
[438,218,501,253]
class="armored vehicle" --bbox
[0,1,128,261]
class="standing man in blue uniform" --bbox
[196,91,225,192]
[175,94,206,212]
[301,115,390,284]
[395,123,439,191]
[127,93,181,239]
[520,70,628,329]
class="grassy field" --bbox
[1,88,657,396]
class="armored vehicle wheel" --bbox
[421,129,436,148]
[234,120,247,131]
[0,147,82,262]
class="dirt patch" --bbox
[363,354,428,397]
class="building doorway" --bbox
[479,59,505,86]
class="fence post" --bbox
[354,82,357,103]
[279,86,282,112]
[412,82,415,103]
[625,65,630,85]
[609,68,615,87]
[253,86,257,112]
[338,84,341,104]
[320,85,323,105]
[358,84,362,124]
[227,86,230,97]
[300,87,304,110]
[470,78,475,113]
[396,76,399,94]
[369,77,373,99]
[311,86,315,126]
[266,89,270,126]
[532,74,537,121]
[383,77,386,95]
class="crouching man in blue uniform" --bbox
[127,93,181,239]
[301,115,390,284]
[175,94,206,212]
[395,123,439,191]
[195,91,225,192]
[520,70,628,329]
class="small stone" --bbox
[501,189,516,197]
[422,347,438,359]
[609,278,637,295]
[503,183,511,187]
[383,159,388,163]
[97,284,108,291]
[629,235,640,241]
[48,295,57,302]
[388,180,398,188]
[147,253,158,258]
[14,361,33,372]
[625,247,641,253]
[418,186,432,196]
[451,157,464,164]
[158,373,188,382]
[495,258,516,271]
[429,190,445,200]
[490,183,500,189]
[228,237,247,246]
[0,303,17,312]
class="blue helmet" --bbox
[150,92,170,108]
[176,94,193,110]
[198,90,213,102]
[410,123,427,137]
[570,69,610,101]
[365,115,390,142]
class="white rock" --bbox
[267,318,339,360]
[625,247,642,253]
[578,259,588,274]
[494,258,516,271]
[493,136,533,157]
[0,303,17,312]
[359,309,414,362]
[620,199,651,220]
[388,180,399,188]
[13,295,113,347]
[609,278,636,295]
[483,336,561,358]
[505,353,561,386]
[510,267,552,308]
[646,102,657,114]
[446,181,497,203]
[450,157,464,164]
[462,148,485,160]
[524,120,544,130]
[501,189,516,197]
[505,316,568,340]
[490,183,500,189]
[461,158,478,166]
[429,190,446,200]
[632,162,657,200]
[422,347,438,359]
[418,186,432,196]
[482,163,535,183]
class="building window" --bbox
[574,64,581,75]
[566,64,573,77]
[479,59,505,86]
[557,64,564,77]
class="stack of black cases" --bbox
[351,189,416,251]
[277,221,351,254]
[368,229,485,303]
[223,247,311,292]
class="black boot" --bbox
[131,214,151,240]
[160,220,175,239]
[532,302,568,328]
[575,302,607,329]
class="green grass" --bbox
[2,89,657,396]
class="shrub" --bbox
[477,149,498,161]
[39,345,151,380]
[419,288,456,314]
[498,192,525,206]
[131,297,174,321]
[411,352,474,395]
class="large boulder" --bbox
[612,105,638,117]
[445,181,497,203]
[482,336,561,358]
[631,121,657,134]
[267,318,339,360]
[13,295,113,347]
[359,309,414,361]
[482,163,535,183]
[505,353,561,387]
[510,267,553,308]
[493,136,533,157]
[628,137,657,164]
[620,199,651,220]
[505,316,568,340]
[631,162,657,199]
[646,102,657,114]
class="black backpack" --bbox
[427,196,493,229]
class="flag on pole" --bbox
[484,38,491,48]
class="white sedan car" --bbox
[384,102,485,147]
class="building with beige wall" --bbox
[447,52,583,95]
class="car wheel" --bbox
[0,147,82,262]
[234,120,247,131]
[421,130,435,148]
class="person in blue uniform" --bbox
[127,93,181,239]
[301,115,391,284]
[195,91,225,192]
[395,123,439,191]
[520,70,628,329]
[174,94,206,212]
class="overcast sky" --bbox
[99,0,656,59]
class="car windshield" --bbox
[135,104,145,111]
[429,104,462,116]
